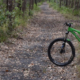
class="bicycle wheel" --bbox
[48,38,75,66]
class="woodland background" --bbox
[0,0,80,42]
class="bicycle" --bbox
[48,22,80,66]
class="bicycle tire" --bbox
[48,38,75,66]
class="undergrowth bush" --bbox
[48,1,80,17]
[0,1,42,42]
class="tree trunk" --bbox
[71,0,74,8]
[35,0,37,6]
[65,0,68,7]
[60,0,61,8]
[7,0,15,31]
[17,0,22,11]
[22,0,27,15]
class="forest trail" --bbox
[0,2,80,80]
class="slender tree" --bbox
[60,0,61,8]
[22,0,27,14]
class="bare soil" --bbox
[0,2,80,80]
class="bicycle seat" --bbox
[65,22,71,27]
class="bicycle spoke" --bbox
[50,41,72,64]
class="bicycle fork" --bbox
[60,31,69,53]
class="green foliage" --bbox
[0,27,8,42]
[73,10,80,16]
[34,4,40,11]
[29,3,40,16]
[29,10,34,16]
[0,0,42,42]
[14,7,23,16]
[0,1,19,42]
[48,1,80,17]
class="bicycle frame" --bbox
[68,27,80,42]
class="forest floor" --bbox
[0,2,80,80]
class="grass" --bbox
[0,27,8,42]
[48,1,80,20]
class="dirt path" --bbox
[0,2,80,80]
